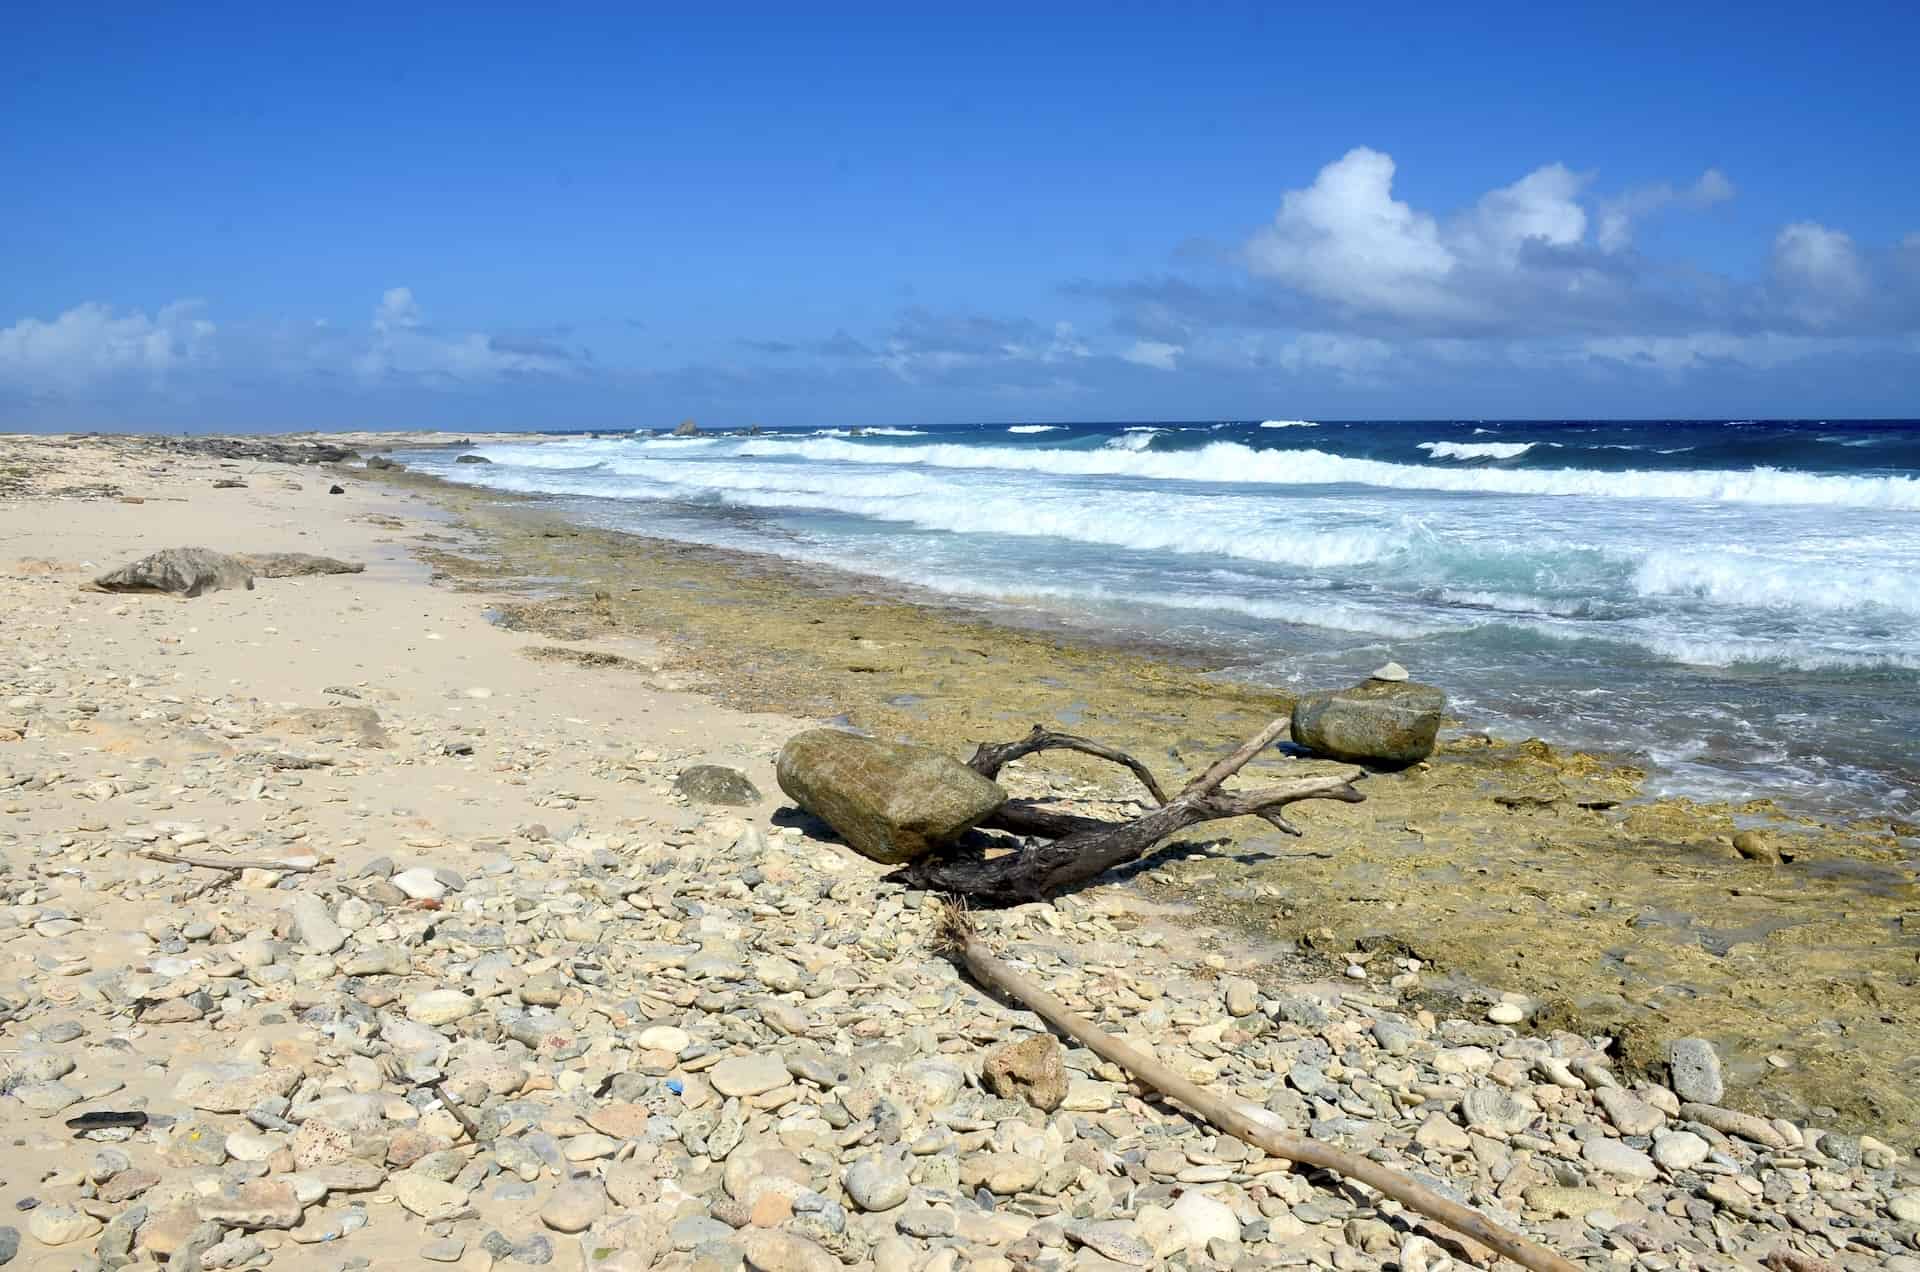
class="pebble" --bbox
[1582,1138,1659,1182]
[844,1154,911,1212]
[538,1178,604,1232]
[1652,1131,1711,1172]
[710,1053,791,1098]
[1485,1001,1524,1024]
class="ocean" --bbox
[401,419,1920,821]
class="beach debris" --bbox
[890,720,1362,904]
[673,763,762,806]
[776,729,1005,864]
[91,546,256,597]
[1290,676,1445,766]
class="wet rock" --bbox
[456,454,492,464]
[93,546,255,597]
[775,729,1005,864]
[1290,678,1445,766]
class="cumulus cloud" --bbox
[1241,149,1750,333]
[1244,148,1462,320]
[0,301,215,393]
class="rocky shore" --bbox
[0,433,1916,1271]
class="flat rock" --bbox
[239,552,365,578]
[1582,1138,1658,1182]
[1652,1131,1710,1172]
[407,989,476,1026]
[710,1053,790,1098]
[674,764,762,806]
[392,1174,471,1221]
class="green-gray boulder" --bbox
[775,730,1005,864]
[1290,679,1445,767]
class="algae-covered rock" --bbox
[775,729,1004,864]
[93,547,255,597]
[1291,679,1445,766]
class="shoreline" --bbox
[0,432,1915,1271]
[369,449,1919,1139]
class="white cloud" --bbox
[1245,147,1462,320]
[1771,222,1870,324]
[1243,149,1747,327]
[1120,339,1183,370]
[1459,163,1589,265]
[0,301,215,393]
[1596,168,1734,252]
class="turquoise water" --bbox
[405,418,1920,819]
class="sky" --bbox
[3,1,1918,431]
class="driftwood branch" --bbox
[938,904,1581,1272]
[141,850,316,874]
[908,716,1360,904]
[967,725,1169,805]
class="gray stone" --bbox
[775,729,1005,864]
[287,893,346,954]
[0,1226,16,1267]
[1596,1087,1665,1135]
[1652,1131,1710,1172]
[843,1154,911,1212]
[94,546,255,597]
[1460,1087,1533,1135]
[674,765,762,806]
[1665,1038,1724,1104]
[710,1053,790,1098]
[1582,1138,1658,1182]
[1290,679,1445,766]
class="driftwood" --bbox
[899,720,1363,904]
[938,903,1582,1272]
[140,850,316,874]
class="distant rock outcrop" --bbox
[672,419,702,437]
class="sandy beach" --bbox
[0,432,1915,1271]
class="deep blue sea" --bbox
[402,419,1920,820]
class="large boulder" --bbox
[1290,678,1445,767]
[672,419,702,437]
[93,547,255,598]
[775,730,1005,865]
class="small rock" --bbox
[1652,1131,1710,1172]
[674,765,762,806]
[407,989,476,1026]
[710,1053,790,1098]
[393,1174,470,1221]
[26,1204,99,1246]
[1665,1038,1724,1104]
[844,1154,911,1212]
[983,1034,1067,1112]
[1582,1138,1658,1182]
[539,1178,605,1233]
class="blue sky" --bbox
[4,2,1917,430]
